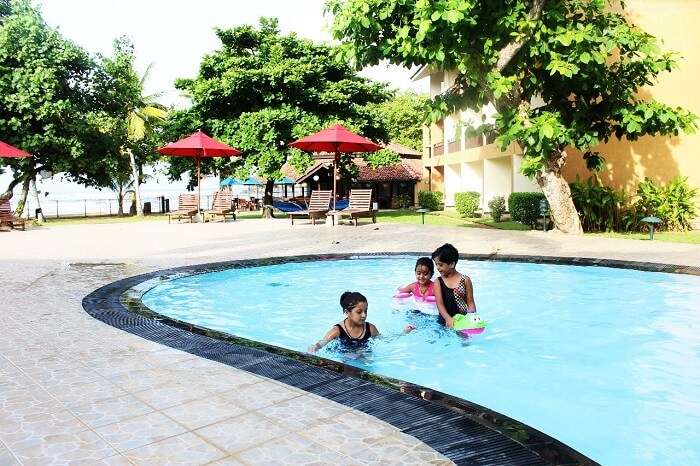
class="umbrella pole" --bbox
[333,150,339,211]
[197,157,201,216]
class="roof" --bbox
[356,160,421,182]
[411,65,435,81]
[383,141,422,157]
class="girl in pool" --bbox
[432,243,476,328]
[308,291,414,353]
[396,257,435,302]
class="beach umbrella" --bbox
[242,176,263,186]
[220,177,243,187]
[290,124,380,210]
[0,140,31,158]
[157,130,242,216]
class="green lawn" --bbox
[376,209,529,230]
[590,230,700,244]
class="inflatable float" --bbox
[453,313,487,335]
[392,291,438,315]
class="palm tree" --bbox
[126,63,167,216]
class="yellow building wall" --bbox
[562,0,700,201]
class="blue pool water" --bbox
[142,257,700,466]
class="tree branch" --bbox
[495,0,546,73]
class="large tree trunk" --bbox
[261,179,275,219]
[30,178,45,223]
[128,149,143,216]
[14,172,31,217]
[535,150,583,234]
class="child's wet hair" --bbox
[431,243,459,264]
[415,257,434,276]
[340,291,367,312]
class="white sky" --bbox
[36,0,427,107]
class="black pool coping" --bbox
[82,252,695,466]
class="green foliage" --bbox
[508,192,546,227]
[328,0,697,181]
[364,148,400,168]
[394,193,412,209]
[635,177,697,231]
[368,92,430,150]
[455,191,480,217]
[488,196,506,222]
[418,190,442,211]
[0,0,121,192]
[569,176,628,232]
[167,17,393,196]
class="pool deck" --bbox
[1,219,698,465]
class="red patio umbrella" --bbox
[157,130,242,217]
[0,140,32,158]
[290,124,380,210]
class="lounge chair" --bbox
[338,189,377,226]
[205,191,236,222]
[0,198,26,231]
[287,190,332,225]
[168,194,199,223]
[273,199,304,213]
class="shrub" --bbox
[418,190,443,211]
[635,176,697,231]
[455,191,480,217]
[394,193,413,209]
[508,192,546,227]
[570,176,627,232]
[488,196,506,222]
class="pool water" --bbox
[142,257,700,466]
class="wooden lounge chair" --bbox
[287,190,332,225]
[168,194,199,223]
[0,198,26,231]
[338,189,377,226]
[205,191,236,222]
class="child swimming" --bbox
[432,243,476,328]
[308,291,414,353]
[396,257,435,302]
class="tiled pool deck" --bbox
[1,220,698,465]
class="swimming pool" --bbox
[141,256,700,466]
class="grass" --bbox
[377,209,530,230]
[34,210,277,227]
[590,230,700,244]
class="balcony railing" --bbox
[464,135,483,149]
[447,140,460,154]
[433,142,444,156]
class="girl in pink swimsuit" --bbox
[396,257,435,302]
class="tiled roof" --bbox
[356,160,421,182]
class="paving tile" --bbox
[0,409,88,445]
[94,411,187,452]
[194,413,288,454]
[131,382,205,411]
[236,433,359,465]
[124,432,226,465]
[216,380,300,411]
[204,456,245,465]
[49,379,128,408]
[304,411,397,458]
[257,394,350,431]
[69,394,154,429]
[7,429,117,465]
[161,395,247,430]
[109,367,178,393]
[0,443,20,466]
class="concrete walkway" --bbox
[1,220,698,465]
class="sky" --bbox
[36,0,427,107]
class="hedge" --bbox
[418,191,443,211]
[508,192,546,227]
[455,191,481,217]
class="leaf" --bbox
[540,123,554,139]
[579,52,590,64]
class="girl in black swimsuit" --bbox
[431,243,477,328]
[308,291,414,353]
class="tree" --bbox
[0,0,119,215]
[98,39,167,216]
[328,0,697,233]
[168,17,392,217]
[370,91,429,151]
